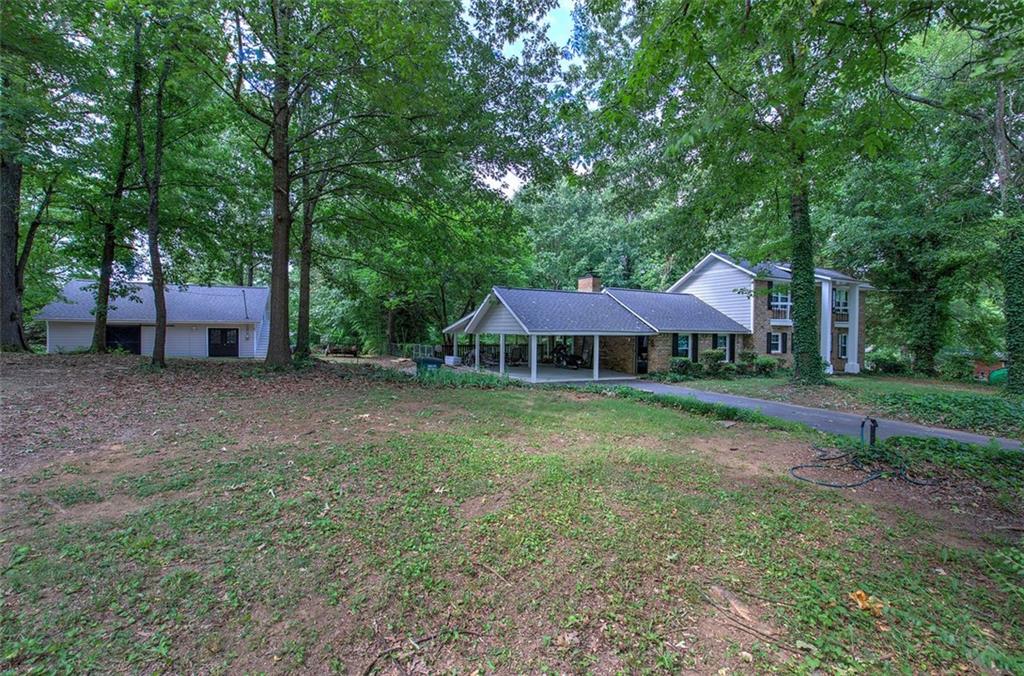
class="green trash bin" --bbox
[415,357,443,375]
[989,367,1008,385]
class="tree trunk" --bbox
[265,0,293,367]
[995,81,1023,394]
[0,153,26,351]
[92,123,133,352]
[294,176,313,359]
[789,172,825,384]
[131,21,170,368]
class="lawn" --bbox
[676,374,1024,440]
[1,355,1022,673]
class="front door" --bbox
[636,336,649,375]
[208,328,239,357]
[105,325,141,354]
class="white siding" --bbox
[141,324,256,358]
[46,321,94,352]
[672,259,753,329]
[254,317,269,359]
[474,302,523,334]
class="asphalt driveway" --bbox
[624,380,1022,451]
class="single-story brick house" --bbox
[445,251,869,383]
[37,280,270,359]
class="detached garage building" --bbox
[37,280,270,359]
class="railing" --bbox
[832,309,849,323]
[770,304,792,320]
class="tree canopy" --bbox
[1,0,1019,389]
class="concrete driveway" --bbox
[624,380,1022,451]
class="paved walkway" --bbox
[624,380,1022,450]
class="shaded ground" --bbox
[1,354,1022,673]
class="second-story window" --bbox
[832,288,849,313]
[770,289,791,307]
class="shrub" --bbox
[872,391,1024,439]
[753,356,780,377]
[700,348,727,377]
[720,363,738,378]
[669,357,702,378]
[736,351,758,376]
[936,350,976,382]
[865,347,912,375]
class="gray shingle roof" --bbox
[604,288,750,333]
[36,280,269,324]
[714,251,863,283]
[492,286,655,334]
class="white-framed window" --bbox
[770,289,791,306]
[770,332,782,354]
[832,288,849,313]
[839,333,848,359]
[673,333,690,359]
[714,334,730,361]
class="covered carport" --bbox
[443,286,656,384]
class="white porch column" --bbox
[499,334,506,376]
[474,333,481,371]
[845,285,860,373]
[529,335,538,383]
[593,335,600,381]
[820,279,833,374]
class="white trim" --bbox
[820,279,834,374]
[593,334,600,380]
[474,333,481,371]
[769,332,783,354]
[600,289,659,332]
[442,312,475,335]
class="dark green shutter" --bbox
[728,335,736,362]
[766,332,772,353]
[691,333,699,362]
[671,333,678,357]
[766,281,773,309]
[782,332,788,354]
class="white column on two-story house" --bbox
[820,279,833,374]
[845,285,860,373]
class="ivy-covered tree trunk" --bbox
[789,169,825,384]
[994,82,1022,394]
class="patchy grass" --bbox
[677,374,1020,439]
[2,354,1022,673]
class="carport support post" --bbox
[499,334,505,376]
[593,335,600,380]
[529,335,537,383]
[474,333,480,371]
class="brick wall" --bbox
[648,334,673,372]
[600,336,636,374]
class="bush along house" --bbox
[444,251,870,383]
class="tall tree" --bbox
[0,0,87,349]
[130,18,172,367]
[577,1,915,382]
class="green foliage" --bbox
[987,545,1024,606]
[863,435,1024,498]
[865,348,913,375]
[597,386,800,430]
[872,391,1024,439]
[669,357,702,378]
[699,348,726,377]
[936,350,976,382]
[46,482,103,507]
[414,369,522,389]
[753,356,780,377]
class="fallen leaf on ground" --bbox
[848,589,884,617]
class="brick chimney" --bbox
[577,273,602,293]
